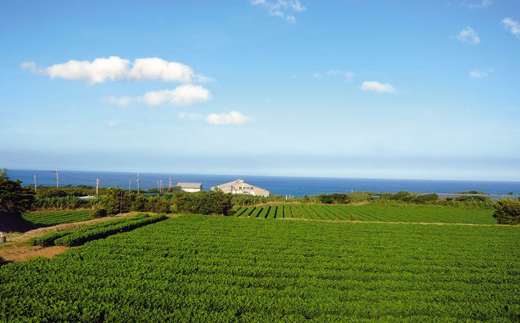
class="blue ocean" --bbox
[4,169,520,197]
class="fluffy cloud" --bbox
[21,56,212,85]
[106,121,118,127]
[361,81,396,93]
[143,85,212,106]
[502,17,520,36]
[251,0,306,22]
[327,70,355,81]
[469,69,489,79]
[206,111,253,125]
[105,84,211,107]
[463,0,491,9]
[452,27,481,44]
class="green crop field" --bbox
[237,204,495,224]
[22,210,93,227]
[1,215,519,322]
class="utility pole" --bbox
[137,173,140,194]
[96,178,100,196]
[34,175,37,192]
[55,169,59,188]
[168,177,172,192]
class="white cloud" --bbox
[327,70,355,81]
[251,0,306,22]
[143,85,211,106]
[463,0,491,9]
[361,81,396,93]
[129,57,193,83]
[313,73,322,79]
[469,69,490,79]
[207,111,253,125]
[502,17,520,36]
[21,56,212,85]
[107,121,118,127]
[105,84,211,107]
[452,27,481,44]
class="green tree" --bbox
[0,170,35,217]
[493,199,520,225]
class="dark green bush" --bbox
[493,199,520,225]
[92,208,107,218]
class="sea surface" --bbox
[5,169,520,197]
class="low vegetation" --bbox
[1,216,519,322]
[22,210,93,227]
[235,204,495,224]
[29,213,163,247]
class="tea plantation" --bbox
[1,215,519,322]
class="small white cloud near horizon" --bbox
[502,17,520,36]
[463,0,491,9]
[361,81,396,93]
[105,84,211,107]
[106,121,118,127]
[21,56,213,85]
[452,27,481,44]
[251,0,306,23]
[469,69,492,79]
[327,70,355,81]
[207,111,253,125]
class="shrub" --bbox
[493,199,520,225]
[92,208,107,218]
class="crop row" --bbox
[22,210,93,227]
[29,214,162,247]
[1,216,519,322]
[235,204,495,224]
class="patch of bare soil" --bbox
[0,245,69,263]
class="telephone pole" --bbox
[168,177,172,192]
[96,178,100,196]
[137,173,140,194]
[34,175,37,192]
[55,169,59,188]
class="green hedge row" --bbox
[54,215,167,247]
[29,214,150,247]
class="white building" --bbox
[177,183,202,193]
[211,179,270,197]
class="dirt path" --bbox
[0,246,69,263]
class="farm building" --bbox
[177,183,202,193]
[211,179,270,197]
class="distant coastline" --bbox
[5,169,520,198]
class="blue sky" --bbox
[1,0,519,181]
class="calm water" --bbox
[5,169,520,197]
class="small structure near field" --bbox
[211,179,270,197]
[177,183,202,193]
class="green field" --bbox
[1,215,519,322]
[236,204,495,224]
[22,210,93,227]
